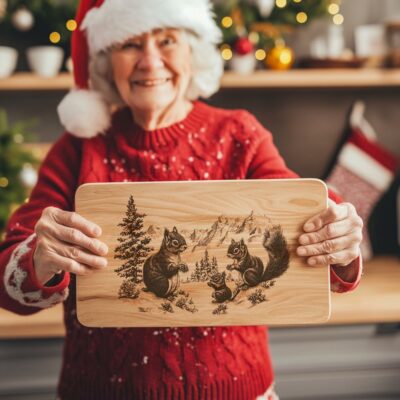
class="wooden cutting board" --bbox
[75,178,330,327]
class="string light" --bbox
[49,31,61,44]
[333,13,344,25]
[328,3,340,15]
[249,31,260,44]
[221,48,233,61]
[0,177,9,188]
[13,133,23,143]
[296,12,308,24]
[221,16,233,28]
[279,49,293,65]
[66,19,77,31]
[255,49,266,60]
[275,0,287,8]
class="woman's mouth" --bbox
[132,78,171,87]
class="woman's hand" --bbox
[33,206,109,285]
[297,200,363,282]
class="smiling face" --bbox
[110,28,192,117]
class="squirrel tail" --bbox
[261,225,290,282]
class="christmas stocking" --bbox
[326,101,399,261]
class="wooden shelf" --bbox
[2,70,400,91]
[222,69,400,88]
[0,72,73,91]
[0,256,399,339]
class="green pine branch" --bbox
[0,109,39,235]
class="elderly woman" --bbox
[0,0,363,399]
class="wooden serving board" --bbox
[75,179,330,327]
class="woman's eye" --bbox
[160,37,175,47]
[122,42,141,50]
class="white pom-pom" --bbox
[57,89,111,138]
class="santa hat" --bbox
[57,0,222,139]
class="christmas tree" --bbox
[215,0,335,62]
[0,0,78,49]
[114,195,153,285]
[215,0,331,45]
[0,109,38,238]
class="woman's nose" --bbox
[136,45,164,70]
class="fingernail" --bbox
[100,244,108,254]
[308,258,316,265]
[304,223,314,232]
[93,226,101,236]
[299,235,309,245]
[101,258,108,267]
[298,247,306,255]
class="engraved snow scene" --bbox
[114,195,291,315]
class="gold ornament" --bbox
[265,45,295,70]
[12,7,34,31]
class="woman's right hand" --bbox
[33,206,109,285]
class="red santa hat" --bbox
[57,0,222,138]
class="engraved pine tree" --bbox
[114,195,153,285]
[191,249,218,282]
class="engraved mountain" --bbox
[145,211,272,252]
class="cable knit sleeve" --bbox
[0,133,82,315]
[244,112,362,293]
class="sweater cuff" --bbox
[3,233,70,309]
[330,256,363,293]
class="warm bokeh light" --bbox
[275,0,287,8]
[279,48,293,65]
[0,177,9,188]
[333,13,344,25]
[66,19,77,31]
[221,16,233,28]
[13,133,23,143]
[255,49,266,60]
[249,31,260,44]
[293,0,302,3]
[296,12,308,24]
[221,48,233,60]
[49,31,61,44]
[328,3,340,15]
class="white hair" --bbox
[88,30,224,106]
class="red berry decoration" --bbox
[234,37,253,55]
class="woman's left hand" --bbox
[297,200,363,281]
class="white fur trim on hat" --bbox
[57,89,111,138]
[81,0,222,54]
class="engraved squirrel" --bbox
[207,271,232,303]
[143,226,188,298]
[227,225,289,300]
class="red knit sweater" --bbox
[0,100,361,400]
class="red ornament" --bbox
[234,37,253,55]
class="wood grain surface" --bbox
[75,179,330,327]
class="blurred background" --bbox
[0,0,399,399]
